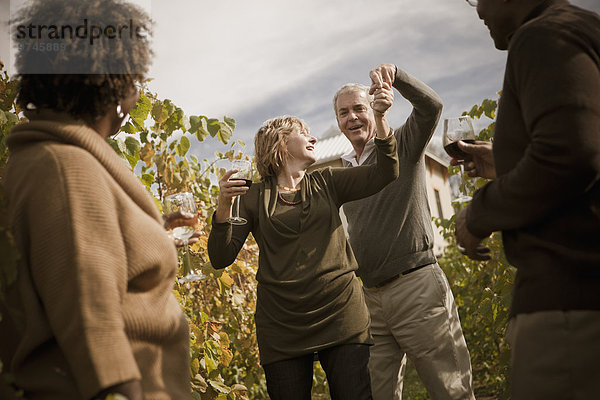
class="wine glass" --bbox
[163,192,205,282]
[214,159,253,225]
[443,116,476,203]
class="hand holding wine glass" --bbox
[163,192,205,282]
[215,159,253,225]
[449,140,496,179]
[443,116,476,203]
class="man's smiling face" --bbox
[336,89,376,150]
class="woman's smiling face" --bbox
[284,126,317,166]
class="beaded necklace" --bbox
[277,191,302,206]
[277,183,300,192]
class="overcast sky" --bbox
[2,0,599,159]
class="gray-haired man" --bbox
[334,64,475,400]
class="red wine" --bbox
[233,178,252,189]
[444,139,475,160]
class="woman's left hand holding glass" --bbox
[215,169,250,223]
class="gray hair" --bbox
[333,83,374,116]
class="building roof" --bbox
[313,127,449,167]
[313,130,353,164]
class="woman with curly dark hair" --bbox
[0,1,192,399]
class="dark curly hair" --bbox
[12,0,153,120]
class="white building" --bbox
[308,127,454,256]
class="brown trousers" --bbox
[506,310,600,400]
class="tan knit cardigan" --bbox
[1,120,191,399]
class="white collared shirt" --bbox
[341,137,376,167]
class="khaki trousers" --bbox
[506,310,600,400]
[363,264,475,400]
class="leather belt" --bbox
[372,264,429,288]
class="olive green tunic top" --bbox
[208,135,398,365]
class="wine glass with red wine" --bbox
[443,116,476,203]
[215,159,253,225]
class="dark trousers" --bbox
[263,343,372,400]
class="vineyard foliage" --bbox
[0,63,270,399]
[434,99,514,400]
[1,62,514,399]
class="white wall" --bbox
[424,157,453,256]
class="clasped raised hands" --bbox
[369,64,396,116]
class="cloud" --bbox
[2,0,598,160]
[147,0,510,156]
[168,0,596,161]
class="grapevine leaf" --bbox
[165,108,185,134]
[217,121,233,145]
[152,101,169,124]
[207,118,220,138]
[141,173,154,186]
[130,94,151,126]
[177,135,191,157]
[208,380,230,394]
[120,121,137,135]
[124,136,141,158]
[223,116,236,131]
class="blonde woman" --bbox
[208,82,397,400]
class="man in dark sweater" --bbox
[455,1,600,398]
[335,65,475,400]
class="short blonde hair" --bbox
[333,83,373,117]
[254,116,310,179]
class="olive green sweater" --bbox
[208,135,398,365]
[342,67,443,288]
[1,120,191,399]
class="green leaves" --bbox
[207,118,221,138]
[0,110,18,126]
[141,173,155,187]
[0,63,25,400]
[151,99,173,124]
[219,117,236,144]
[464,96,498,121]
[120,121,137,135]
[209,379,230,394]
[106,136,142,170]
[104,395,129,400]
[186,115,236,145]
[0,79,19,111]
[130,93,152,127]
[0,64,259,399]
[176,135,191,157]
[189,115,209,141]
[106,86,260,399]
[124,136,141,157]
[431,96,513,400]
[204,340,221,373]
[164,108,187,135]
